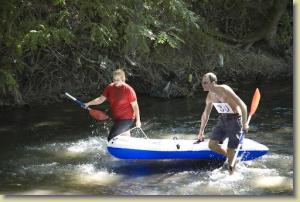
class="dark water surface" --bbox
[0,81,294,195]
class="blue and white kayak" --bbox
[107,135,269,161]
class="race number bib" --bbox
[213,103,234,114]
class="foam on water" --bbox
[253,176,293,192]
[4,130,294,195]
[68,163,123,186]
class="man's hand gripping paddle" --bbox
[230,88,261,171]
[65,92,109,121]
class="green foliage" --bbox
[20,25,74,51]
[155,31,185,48]
[90,23,118,47]
[123,22,152,54]
[168,0,199,28]
[56,10,70,24]
[190,0,268,39]
[276,12,292,50]
[0,69,17,95]
[120,0,199,54]
[53,0,66,6]
[0,0,292,103]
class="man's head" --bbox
[201,72,217,91]
[113,69,126,86]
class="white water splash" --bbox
[69,163,122,186]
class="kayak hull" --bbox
[107,136,268,161]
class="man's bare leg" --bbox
[209,140,239,174]
[227,148,236,175]
[208,140,228,157]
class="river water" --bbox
[0,81,294,196]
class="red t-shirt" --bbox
[102,83,137,120]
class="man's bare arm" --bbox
[85,95,107,106]
[198,95,213,139]
[131,101,141,127]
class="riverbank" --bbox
[0,47,293,108]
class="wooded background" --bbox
[0,0,293,106]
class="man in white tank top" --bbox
[196,72,249,174]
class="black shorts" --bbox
[108,119,134,142]
[209,114,242,149]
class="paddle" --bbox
[230,88,261,170]
[65,92,109,121]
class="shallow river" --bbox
[0,81,293,196]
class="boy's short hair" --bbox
[113,69,126,81]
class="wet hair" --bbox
[113,69,126,81]
[204,72,217,83]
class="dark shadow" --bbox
[106,159,225,176]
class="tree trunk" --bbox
[242,0,289,48]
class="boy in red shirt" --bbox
[85,69,141,141]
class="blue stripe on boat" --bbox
[107,147,268,160]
